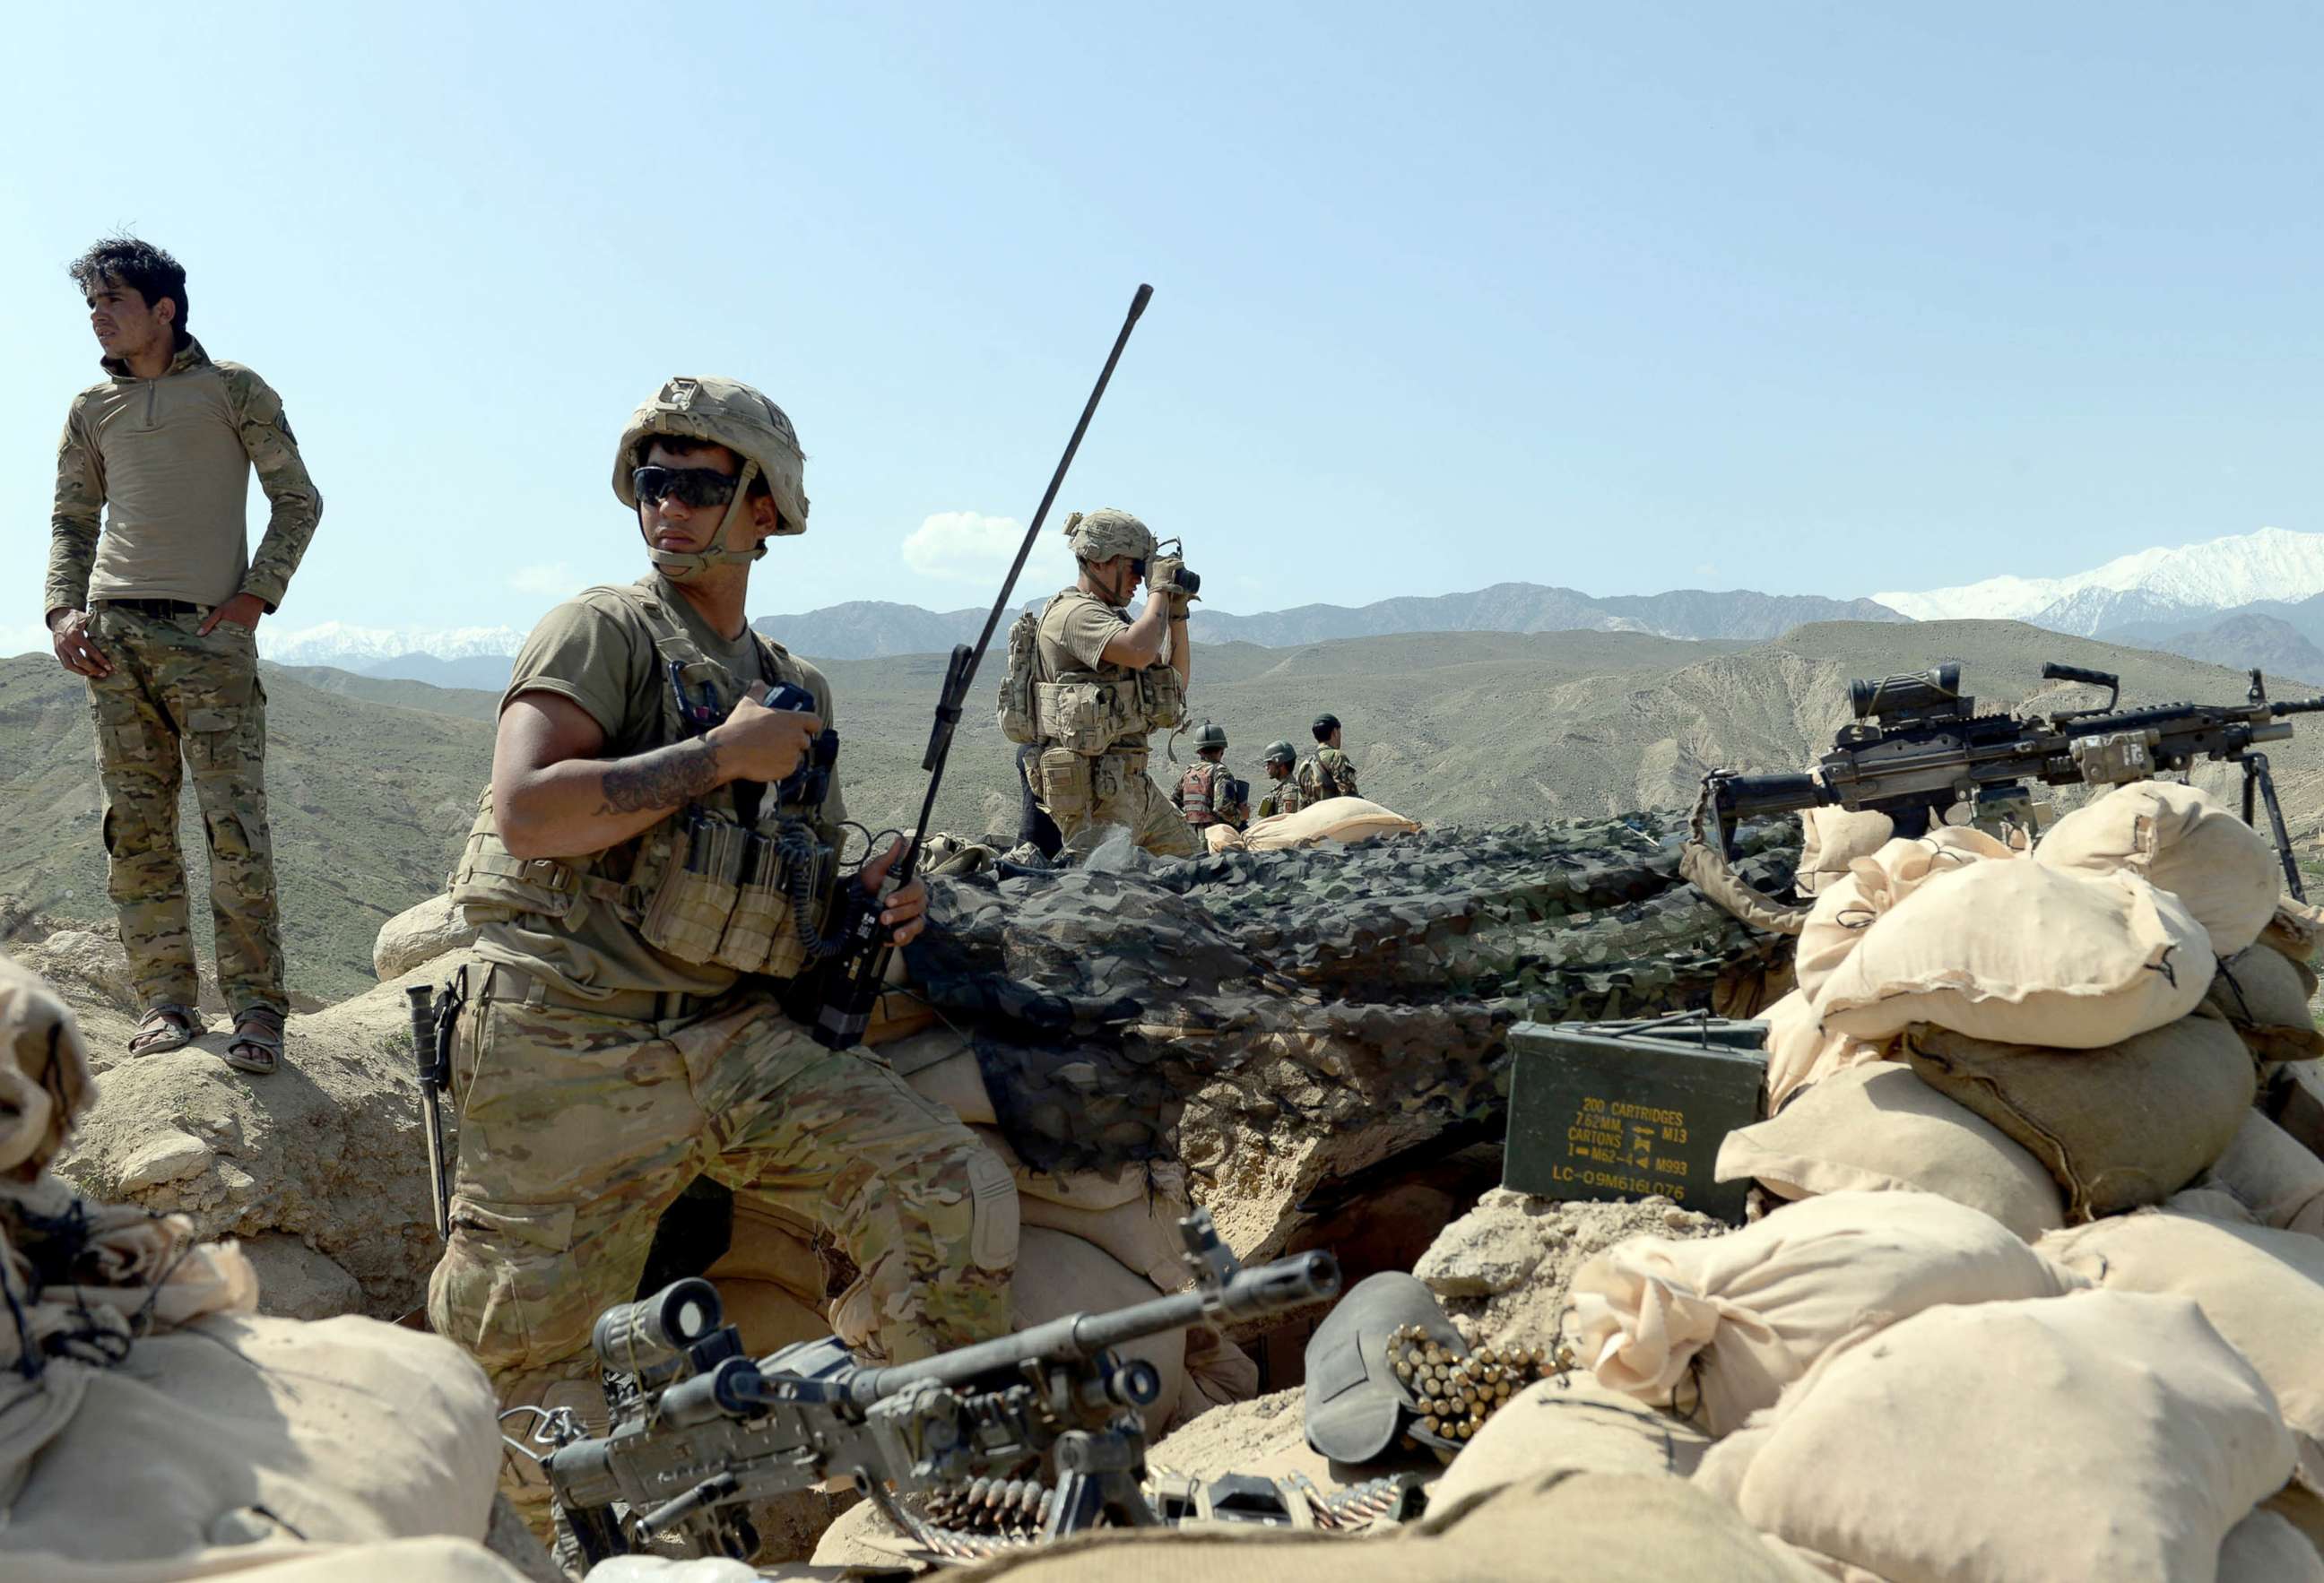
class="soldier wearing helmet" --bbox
[429,376,1014,1537]
[1172,722,1250,832]
[1021,507,1202,859]
[1298,711,1360,803]
[1253,739,1307,819]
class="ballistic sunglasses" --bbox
[631,465,740,509]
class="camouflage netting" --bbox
[902,815,1800,1200]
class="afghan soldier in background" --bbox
[428,376,1013,1537]
[1025,509,1201,859]
[45,237,322,1077]
[1254,739,1306,819]
[1172,722,1249,832]
[1298,712,1360,803]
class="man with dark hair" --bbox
[429,376,1013,1538]
[1297,712,1359,804]
[46,236,322,1077]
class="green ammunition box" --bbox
[1502,1017,1768,1225]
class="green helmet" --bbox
[615,376,810,579]
[1063,507,1155,566]
[1313,713,1341,732]
[1262,740,1296,767]
[1194,722,1227,751]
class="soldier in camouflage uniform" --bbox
[1297,712,1360,804]
[45,238,322,1077]
[1026,509,1201,860]
[1254,739,1306,819]
[426,376,1014,1536]
[1172,722,1249,832]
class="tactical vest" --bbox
[447,580,845,980]
[1177,761,1224,826]
[1264,777,1309,818]
[1021,590,1186,757]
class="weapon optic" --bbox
[1698,662,2324,900]
[539,1207,1338,1568]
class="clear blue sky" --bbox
[5,2,2320,650]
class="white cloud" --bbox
[901,511,1076,587]
[508,561,579,596]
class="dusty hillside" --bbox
[10,617,2320,1015]
[0,656,490,1004]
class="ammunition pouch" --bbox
[1141,662,1187,732]
[1035,677,1132,756]
[450,792,838,977]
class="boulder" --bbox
[374,894,478,982]
[13,927,138,1016]
[52,954,474,1318]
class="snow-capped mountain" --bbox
[257,621,527,668]
[1874,526,2324,636]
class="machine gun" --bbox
[539,1207,1337,1568]
[1699,662,2324,898]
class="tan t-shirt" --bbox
[474,574,845,999]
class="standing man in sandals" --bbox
[44,238,321,1078]
[1021,509,1201,861]
[429,377,1013,1539]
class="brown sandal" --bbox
[224,1008,285,1077]
[129,1004,205,1056]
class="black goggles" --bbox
[631,465,741,509]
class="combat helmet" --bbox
[1193,722,1227,752]
[1062,507,1156,567]
[1262,740,1297,767]
[614,376,810,579]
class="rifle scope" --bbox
[594,1277,723,1375]
[1849,662,1963,722]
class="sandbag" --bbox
[946,1470,1823,1583]
[2264,896,2324,965]
[2040,1209,2324,1491]
[1759,990,1885,1113]
[1428,1372,1712,1512]
[1794,807,1894,899]
[1574,1190,2083,1437]
[2222,1509,2324,1583]
[1694,1291,2296,1583]
[2206,944,2324,1063]
[1817,862,2213,1048]
[894,1028,1002,1127]
[0,1314,500,1562]
[1202,823,1245,854]
[2034,778,2281,955]
[1901,1016,2256,1220]
[1793,829,2009,1000]
[1715,1062,2066,1241]
[2207,1109,2324,1237]
[1242,797,1419,852]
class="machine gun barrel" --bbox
[850,1248,1339,1407]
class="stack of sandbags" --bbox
[1694,1291,2304,1582]
[887,1026,1257,1430]
[2041,1209,2324,1497]
[1730,782,2304,1231]
[1569,1191,2085,1434]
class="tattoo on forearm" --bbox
[596,740,721,816]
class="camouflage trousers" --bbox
[82,603,283,1015]
[424,970,1017,1527]
[1030,746,1201,861]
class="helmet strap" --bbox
[644,459,769,580]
